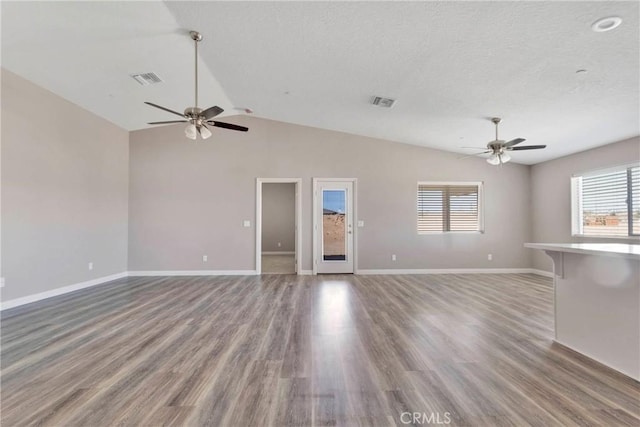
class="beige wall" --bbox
[128,115,532,272]
[1,69,129,300]
[262,183,295,252]
[530,136,640,271]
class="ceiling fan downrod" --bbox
[190,31,202,110]
[492,117,501,141]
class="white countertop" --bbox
[525,243,640,260]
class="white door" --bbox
[315,180,354,274]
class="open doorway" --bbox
[256,179,302,274]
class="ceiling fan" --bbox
[145,31,248,140]
[463,118,546,165]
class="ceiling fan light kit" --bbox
[185,123,198,140]
[144,30,249,140]
[487,154,501,166]
[487,151,512,165]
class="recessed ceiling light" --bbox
[591,16,622,32]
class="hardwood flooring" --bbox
[1,273,638,426]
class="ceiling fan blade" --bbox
[504,138,526,147]
[458,150,491,160]
[207,121,249,132]
[461,147,490,150]
[510,145,547,151]
[144,102,186,118]
[202,105,224,120]
[148,120,188,125]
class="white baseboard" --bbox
[128,270,258,276]
[0,272,128,311]
[262,251,295,256]
[356,268,545,275]
[298,270,313,275]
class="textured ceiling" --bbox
[2,1,639,164]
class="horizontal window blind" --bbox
[575,165,639,237]
[582,170,628,214]
[418,184,480,233]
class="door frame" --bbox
[256,178,302,275]
[312,178,358,275]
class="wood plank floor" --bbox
[1,274,638,426]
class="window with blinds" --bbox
[417,182,483,233]
[571,165,640,237]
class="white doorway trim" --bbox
[256,178,302,275]
[312,178,358,275]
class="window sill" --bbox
[418,231,484,235]
[572,234,640,240]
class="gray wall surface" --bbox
[262,183,295,252]
[530,136,640,272]
[128,115,532,272]
[1,69,129,300]
[4,69,636,298]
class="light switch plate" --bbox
[0,277,5,288]
[243,220,251,228]
[357,220,365,227]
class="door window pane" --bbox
[322,190,346,261]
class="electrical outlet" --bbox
[358,220,365,227]
[203,255,208,262]
[488,254,493,261]
[392,254,397,261]
[88,262,94,270]
[243,220,251,228]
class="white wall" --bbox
[530,136,640,271]
[128,115,532,272]
[262,183,295,252]
[1,69,129,301]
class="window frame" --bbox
[417,181,484,234]
[570,163,640,239]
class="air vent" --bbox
[131,72,163,86]
[371,96,396,108]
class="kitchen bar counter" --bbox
[526,243,640,381]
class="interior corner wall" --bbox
[128,115,532,272]
[1,69,129,301]
[262,183,295,252]
[530,136,640,272]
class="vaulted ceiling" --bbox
[2,1,638,164]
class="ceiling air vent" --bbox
[370,96,396,108]
[131,72,163,86]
